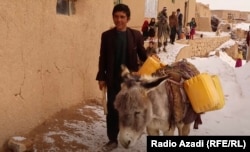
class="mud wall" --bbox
[0,0,113,150]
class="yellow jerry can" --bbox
[183,73,220,113]
[211,75,225,110]
[138,56,165,75]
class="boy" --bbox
[96,4,147,151]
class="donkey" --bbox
[114,65,195,149]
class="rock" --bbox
[215,50,220,57]
[7,136,33,152]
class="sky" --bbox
[196,0,250,12]
[14,23,250,151]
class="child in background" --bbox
[148,18,156,41]
[190,18,197,40]
[184,23,190,39]
[141,20,149,40]
[235,50,243,68]
[146,41,157,57]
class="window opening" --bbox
[56,0,76,15]
[114,0,123,5]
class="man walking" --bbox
[176,8,183,40]
[169,11,178,44]
[157,7,168,23]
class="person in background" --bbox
[148,18,156,41]
[200,33,203,38]
[190,17,197,40]
[246,25,250,62]
[184,22,190,40]
[146,41,157,57]
[235,50,243,68]
[141,20,149,40]
[156,7,169,48]
[157,7,168,23]
[176,8,183,40]
[169,11,178,44]
[96,4,147,151]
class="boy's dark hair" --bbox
[112,4,131,19]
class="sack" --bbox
[153,59,200,79]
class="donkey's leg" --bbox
[176,122,184,136]
[158,39,162,48]
[182,123,191,136]
[162,125,175,136]
[163,128,175,136]
[147,127,160,136]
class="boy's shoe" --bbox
[101,140,118,152]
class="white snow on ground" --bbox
[39,23,250,151]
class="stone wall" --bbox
[235,28,248,39]
[176,36,231,61]
[222,43,239,59]
[212,10,250,22]
[219,23,231,32]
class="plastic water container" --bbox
[138,56,164,75]
[183,73,221,113]
[211,75,225,110]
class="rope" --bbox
[165,81,174,130]
[166,78,183,86]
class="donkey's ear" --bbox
[121,64,130,78]
[120,64,140,81]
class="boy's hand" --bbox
[151,54,160,61]
[131,71,140,76]
[98,81,106,90]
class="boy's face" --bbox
[113,11,129,31]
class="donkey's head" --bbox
[114,65,167,148]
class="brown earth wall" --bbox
[0,0,113,150]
